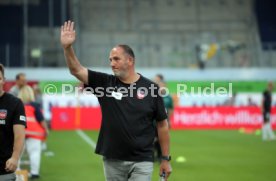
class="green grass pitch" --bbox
[31,130,276,181]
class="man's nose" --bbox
[110,60,115,66]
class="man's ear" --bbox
[128,57,134,65]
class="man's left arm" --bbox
[157,119,172,180]
[5,125,25,172]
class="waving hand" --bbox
[60,21,76,49]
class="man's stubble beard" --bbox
[113,70,127,79]
[113,64,128,79]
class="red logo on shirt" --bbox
[137,90,145,99]
[0,109,7,119]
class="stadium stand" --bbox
[0,0,275,68]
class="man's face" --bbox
[157,81,167,94]
[17,75,27,88]
[154,76,162,84]
[0,72,4,92]
[109,47,131,78]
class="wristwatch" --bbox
[161,155,171,161]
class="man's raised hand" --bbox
[60,20,76,49]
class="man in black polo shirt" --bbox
[261,82,275,141]
[61,21,172,180]
[0,64,26,181]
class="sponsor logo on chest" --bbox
[137,90,145,99]
[0,109,7,119]
[0,109,7,125]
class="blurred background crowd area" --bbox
[1,0,276,68]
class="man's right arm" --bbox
[5,124,25,173]
[6,100,26,173]
[63,46,88,85]
[61,20,88,85]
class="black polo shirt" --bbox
[85,70,167,162]
[0,92,26,175]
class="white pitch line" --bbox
[76,129,96,149]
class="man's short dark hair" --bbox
[16,73,25,80]
[0,64,4,77]
[117,44,135,59]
